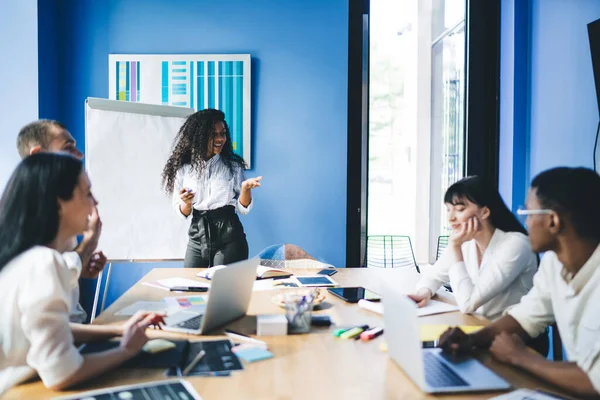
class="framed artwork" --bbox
[109,54,251,166]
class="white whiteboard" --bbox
[85,98,194,260]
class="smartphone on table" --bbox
[317,269,337,276]
[327,287,381,303]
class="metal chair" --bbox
[365,235,419,272]
[256,244,329,268]
[435,235,453,292]
[436,235,449,260]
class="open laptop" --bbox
[162,258,258,335]
[383,290,511,393]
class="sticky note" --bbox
[234,347,274,363]
[419,325,483,342]
[380,341,388,352]
[142,339,176,354]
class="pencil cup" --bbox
[283,294,314,334]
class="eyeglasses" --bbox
[516,207,553,216]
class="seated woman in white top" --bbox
[410,176,538,321]
[0,153,165,395]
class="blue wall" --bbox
[528,0,600,177]
[499,0,531,211]
[0,0,38,191]
[500,0,600,207]
[38,0,349,311]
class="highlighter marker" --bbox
[339,325,369,340]
[333,328,350,337]
[360,327,384,341]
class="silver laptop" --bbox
[162,258,258,335]
[383,290,511,393]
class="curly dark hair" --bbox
[162,109,247,193]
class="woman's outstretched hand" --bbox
[242,176,263,191]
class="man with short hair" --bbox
[439,167,600,398]
[17,119,107,323]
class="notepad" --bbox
[419,324,483,342]
[197,264,293,280]
[233,346,274,363]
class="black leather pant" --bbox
[183,206,249,268]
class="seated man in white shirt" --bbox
[438,167,600,398]
[16,119,107,323]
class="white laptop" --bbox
[162,258,258,335]
[383,290,511,393]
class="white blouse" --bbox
[416,229,538,320]
[171,154,252,219]
[0,246,84,395]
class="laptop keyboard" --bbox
[175,314,204,330]
[423,352,469,388]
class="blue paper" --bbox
[234,347,274,363]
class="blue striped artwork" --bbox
[161,62,168,105]
[111,54,250,166]
[207,61,215,109]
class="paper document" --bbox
[253,278,299,291]
[115,301,171,316]
[419,324,483,342]
[156,277,210,289]
[489,389,566,399]
[357,299,459,317]
[416,299,459,317]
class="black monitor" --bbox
[588,17,600,117]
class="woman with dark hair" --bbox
[410,175,538,321]
[162,109,262,268]
[0,153,164,394]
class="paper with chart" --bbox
[165,295,208,309]
[51,379,203,400]
[489,389,566,400]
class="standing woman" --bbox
[162,109,262,268]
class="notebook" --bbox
[79,339,189,368]
[196,264,293,280]
[166,340,244,376]
[80,339,243,374]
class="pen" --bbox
[182,349,206,376]
[224,330,268,347]
[360,327,384,341]
[169,286,208,292]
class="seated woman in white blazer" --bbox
[0,153,165,395]
[410,176,538,321]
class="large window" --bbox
[367,0,466,264]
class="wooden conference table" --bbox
[6,267,573,400]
